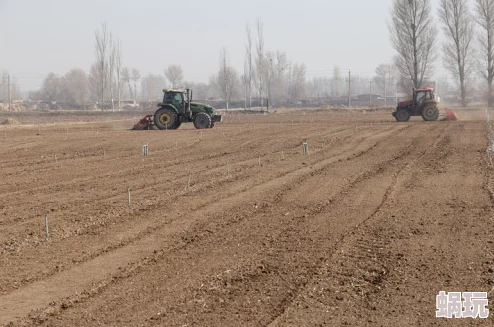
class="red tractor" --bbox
[392,88,440,122]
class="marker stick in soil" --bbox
[45,215,49,238]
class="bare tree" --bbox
[331,66,343,97]
[218,48,237,110]
[476,0,494,107]
[0,71,6,102]
[245,22,253,109]
[62,69,89,108]
[164,65,184,88]
[94,23,110,109]
[309,77,331,104]
[183,81,211,100]
[389,0,437,89]
[439,0,474,107]
[40,73,62,102]
[270,51,289,106]
[255,18,268,109]
[121,67,132,102]
[131,68,141,104]
[108,35,116,111]
[10,77,21,102]
[113,39,123,109]
[141,74,166,102]
[374,63,399,107]
[288,63,307,102]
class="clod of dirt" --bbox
[1,118,21,125]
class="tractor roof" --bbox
[416,88,434,92]
[162,89,185,93]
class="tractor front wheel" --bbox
[154,107,179,130]
[422,104,439,121]
[394,108,410,122]
[193,113,212,129]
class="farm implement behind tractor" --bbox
[132,88,222,130]
[133,115,154,130]
[392,88,458,122]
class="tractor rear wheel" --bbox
[193,113,211,129]
[422,104,439,121]
[154,107,179,130]
[395,108,410,122]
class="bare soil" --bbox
[0,109,493,326]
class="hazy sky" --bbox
[0,0,442,91]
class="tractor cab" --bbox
[413,88,435,108]
[162,89,191,117]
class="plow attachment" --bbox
[132,115,154,130]
[442,108,459,121]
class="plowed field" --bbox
[1,110,493,326]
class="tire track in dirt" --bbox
[265,123,452,326]
[0,124,409,325]
[0,123,396,262]
[166,124,447,327]
[0,123,404,287]
[4,124,439,327]
[0,123,365,228]
[0,124,396,266]
[0,124,402,254]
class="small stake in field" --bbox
[227,160,230,177]
[187,173,191,191]
[54,154,58,166]
[104,150,106,159]
[128,185,131,206]
[45,215,49,238]
[487,139,494,166]
[302,140,309,155]
[142,144,149,156]
[281,150,285,160]
[258,156,261,167]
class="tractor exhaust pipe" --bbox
[186,88,192,118]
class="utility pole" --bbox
[384,78,387,108]
[369,81,372,108]
[348,70,351,107]
[8,74,11,112]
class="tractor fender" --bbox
[155,104,178,115]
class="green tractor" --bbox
[155,89,222,129]
[133,89,222,130]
